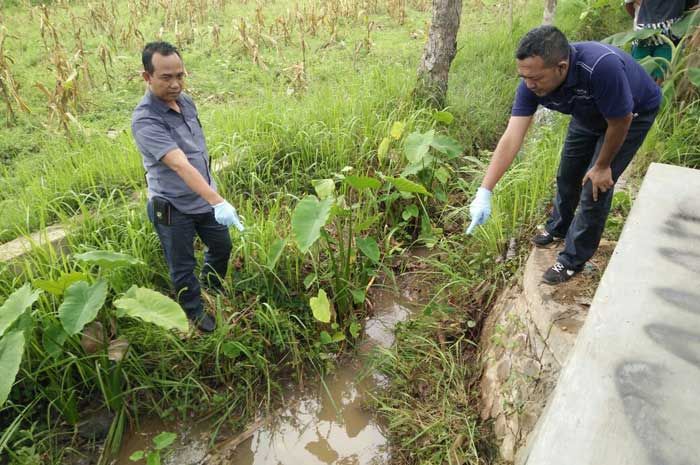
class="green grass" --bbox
[1,0,698,463]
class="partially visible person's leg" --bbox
[148,201,203,319]
[196,211,232,292]
[556,109,659,274]
[544,119,599,239]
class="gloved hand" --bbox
[466,187,492,235]
[213,201,245,231]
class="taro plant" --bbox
[291,174,384,327]
[290,168,436,342]
[603,9,700,106]
[378,112,463,244]
[0,249,188,413]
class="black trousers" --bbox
[546,109,658,271]
[147,200,232,319]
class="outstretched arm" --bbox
[481,115,533,190]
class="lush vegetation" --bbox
[1,0,699,464]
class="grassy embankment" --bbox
[368,2,700,465]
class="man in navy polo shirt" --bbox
[467,26,661,284]
[132,42,244,331]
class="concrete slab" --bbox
[523,163,700,465]
[0,224,68,263]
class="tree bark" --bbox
[543,0,557,25]
[415,0,462,108]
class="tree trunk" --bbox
[543,0,557,25]
[415,0,462,108]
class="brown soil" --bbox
[550,240,617,306]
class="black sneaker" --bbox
[542,262,577,284]
[192,313,216,333]
[532,230,563,248]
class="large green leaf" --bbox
[433,110,454,125]
[59,280,108,336]
[0,284,42,338]
[430,135,462,158]
[401,154,436,177]
[75,250,144,268]
[292,195,334,253]
[310,289,331,323]
[671,9,700,37]
[114,286,188,332]
[356,237,380,264]
[602,28,658,46]
[386,177,431,196]
[34,272,88,297]
[312,179,336,200]
[404,130,434,164]
[688,67,700,87]
[344,175,382,191]
[390,121,405,139]
[0,330,25,407]
[153,431,177,450]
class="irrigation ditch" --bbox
[28,247,431,465]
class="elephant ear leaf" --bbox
[59,280,108,336]
[0,330,26,407]
[75,250,143,268]
[0,284,42,338]
[292,195,334,253]
[114,286,188,332]
[309,289,332,323]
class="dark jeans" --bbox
[545,109,658,271]
[147,200,232,319]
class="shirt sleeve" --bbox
[591,54,634,119]
[131,113,179,161]
[511,80,539,117]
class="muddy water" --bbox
[116,286,421,465]
[225,290,417,465]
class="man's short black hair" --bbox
[142,41,181,74]
[516,26,569,67]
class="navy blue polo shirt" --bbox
[131,91,216,214]
[512,42,661,130]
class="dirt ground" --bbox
[549,240,617,306]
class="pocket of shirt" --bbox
[172,121,200,153]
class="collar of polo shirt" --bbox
[562,45,579,89]
[147,90,181,114]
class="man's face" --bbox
[516,56,568,97]
[142,52,185,103]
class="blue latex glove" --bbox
[466,187,492,235]
[213,201,245,231]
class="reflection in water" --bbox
[229,363,388,465]
[114,286,420,465]
[228,293,416,465]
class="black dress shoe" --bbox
[193,313,216,333]
[532,230,563,247]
